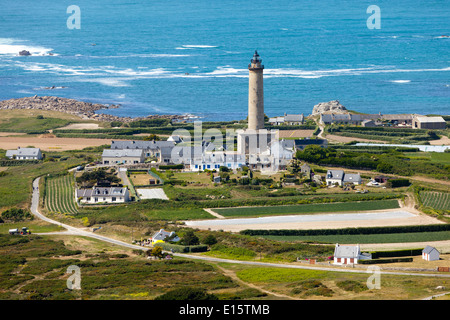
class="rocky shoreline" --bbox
[0,96,186,123]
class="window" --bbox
[112,197,116,202]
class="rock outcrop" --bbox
[0,96,185,123]
[18,50,31,56]
[311,100,348,116]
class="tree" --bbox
[202,235,217,247]
[180,230,199,245]
[76,168,120,186]
[143,134,160,141]
[148,246,164,259]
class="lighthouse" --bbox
[237,51,276,160]
[247,50,265,130]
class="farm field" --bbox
[420,191,450,211]
[212,199,400,217]
[45,175,78,215]
[260,230,450,244]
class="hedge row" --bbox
[359,257,413,264]
[370,248,423,259]
[0,160,41,166]
[386,179,411,188]
[154,242,208,253]
[240,224,450,236]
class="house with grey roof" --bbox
[422,246,440,261]
[191,152,246,171]
[413,116,446,130]
[326,170,361,186]
[333,244,371,265]
[343,173,362,185]
[151,229,180,245]
[269,114,304,126]
[102,149,144,165]
[6,147,42,160]
[110,140,176,161]
[76,186,130,204]
[300,163,312,180]
[326,170,345,186]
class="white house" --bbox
[333,244,371,265]
[422,246,440,261]
[190,152,246,172]
[326,170,361,186]
[151,229,180,246]
[102,149,145,165]
[6,147,42,160]
[343,173,362,185]
[326,170,345,186]
[76,186,130,204]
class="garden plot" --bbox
[185,209,443,232]
[136,188,169,200]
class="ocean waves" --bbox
[7,59,450,88]
[0,38,56,56]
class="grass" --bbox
[0,157,84,210]
[0,109,84,133]
[0,220,65,234]
[232,265,450,300]
[213,199,400,217]
[0,234,271,300]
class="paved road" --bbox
[30,177,450,280]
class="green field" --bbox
[212,199,400,217]
[0,158,84,210]
[420,191,450,211]
[260,230,450,244]
[45,175,79,214]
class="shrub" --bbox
[154,287,218,300]
[1,208,33,222]
[336,280,367,292]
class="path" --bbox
[215,265,299,300]
[29,177,450,280]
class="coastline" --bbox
[0,96,187,123]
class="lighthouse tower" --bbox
[237,50,277,162]
[247,50,265,130]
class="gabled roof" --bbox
[423,245,439,254]
[343,173,361,183]
[334,244,361,258]
[76,186,128,198]
[110,140,175,150]
[6,148,41,157]
[284,114,304,122]
[152,229,180,242]
[414,116,445,123]
[326,170,344,180]
[102,149,144,158]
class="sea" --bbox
[0,0,449,122]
